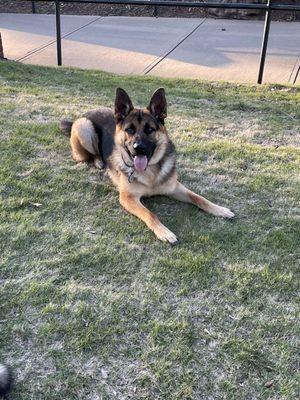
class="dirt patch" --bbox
[1,0,299,21]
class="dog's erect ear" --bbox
[148,88,167,124]
[115,88,134,123]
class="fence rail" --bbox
[16,0,300,83]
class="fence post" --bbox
[31,1,36,13]
[257,0,272,84]
[293,65,300,84]
[0,33,4,59]
[55,0,62,66]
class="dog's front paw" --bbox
[94,158,104,170]
[155,225,178,244]
[212,205,235,219]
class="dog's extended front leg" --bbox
[169,182,235,218]
[119,192,178,244]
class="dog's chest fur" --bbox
[136,156,175,186]
[108,149,176,197]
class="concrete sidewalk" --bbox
[0,13,299,83]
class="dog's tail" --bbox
[0,364,12,396]
[59,119,73,137]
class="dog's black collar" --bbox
[121,152,135,183]
[128,169,135,183]
[122,156,133,169]
[121,147,152,184]
[125,147,134,165]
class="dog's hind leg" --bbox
[169,182,235,218]
[70,118,103,168]
[119,192,178,244]
[70,133,90,163]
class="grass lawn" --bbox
[0,61,299,400]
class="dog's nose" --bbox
[133,141,147,155]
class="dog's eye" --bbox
[125,127,135,135]
[145,127,155,135]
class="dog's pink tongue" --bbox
[134,155,148,172]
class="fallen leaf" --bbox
[30,202,42,208]
[20,169,34,177]
[101,368,108,379]
[265,380,274,388]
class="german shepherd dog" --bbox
[60,88,234,244]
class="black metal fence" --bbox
[18,1,300,83]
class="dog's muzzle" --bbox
[133,141,148,156]
[132,141,148,172]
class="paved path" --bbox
[0,13,299,83]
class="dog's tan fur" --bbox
[70,118,104,169]
[63,88,234,244]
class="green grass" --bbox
[0,61,299,400]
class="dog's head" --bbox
[114,88,168,172]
